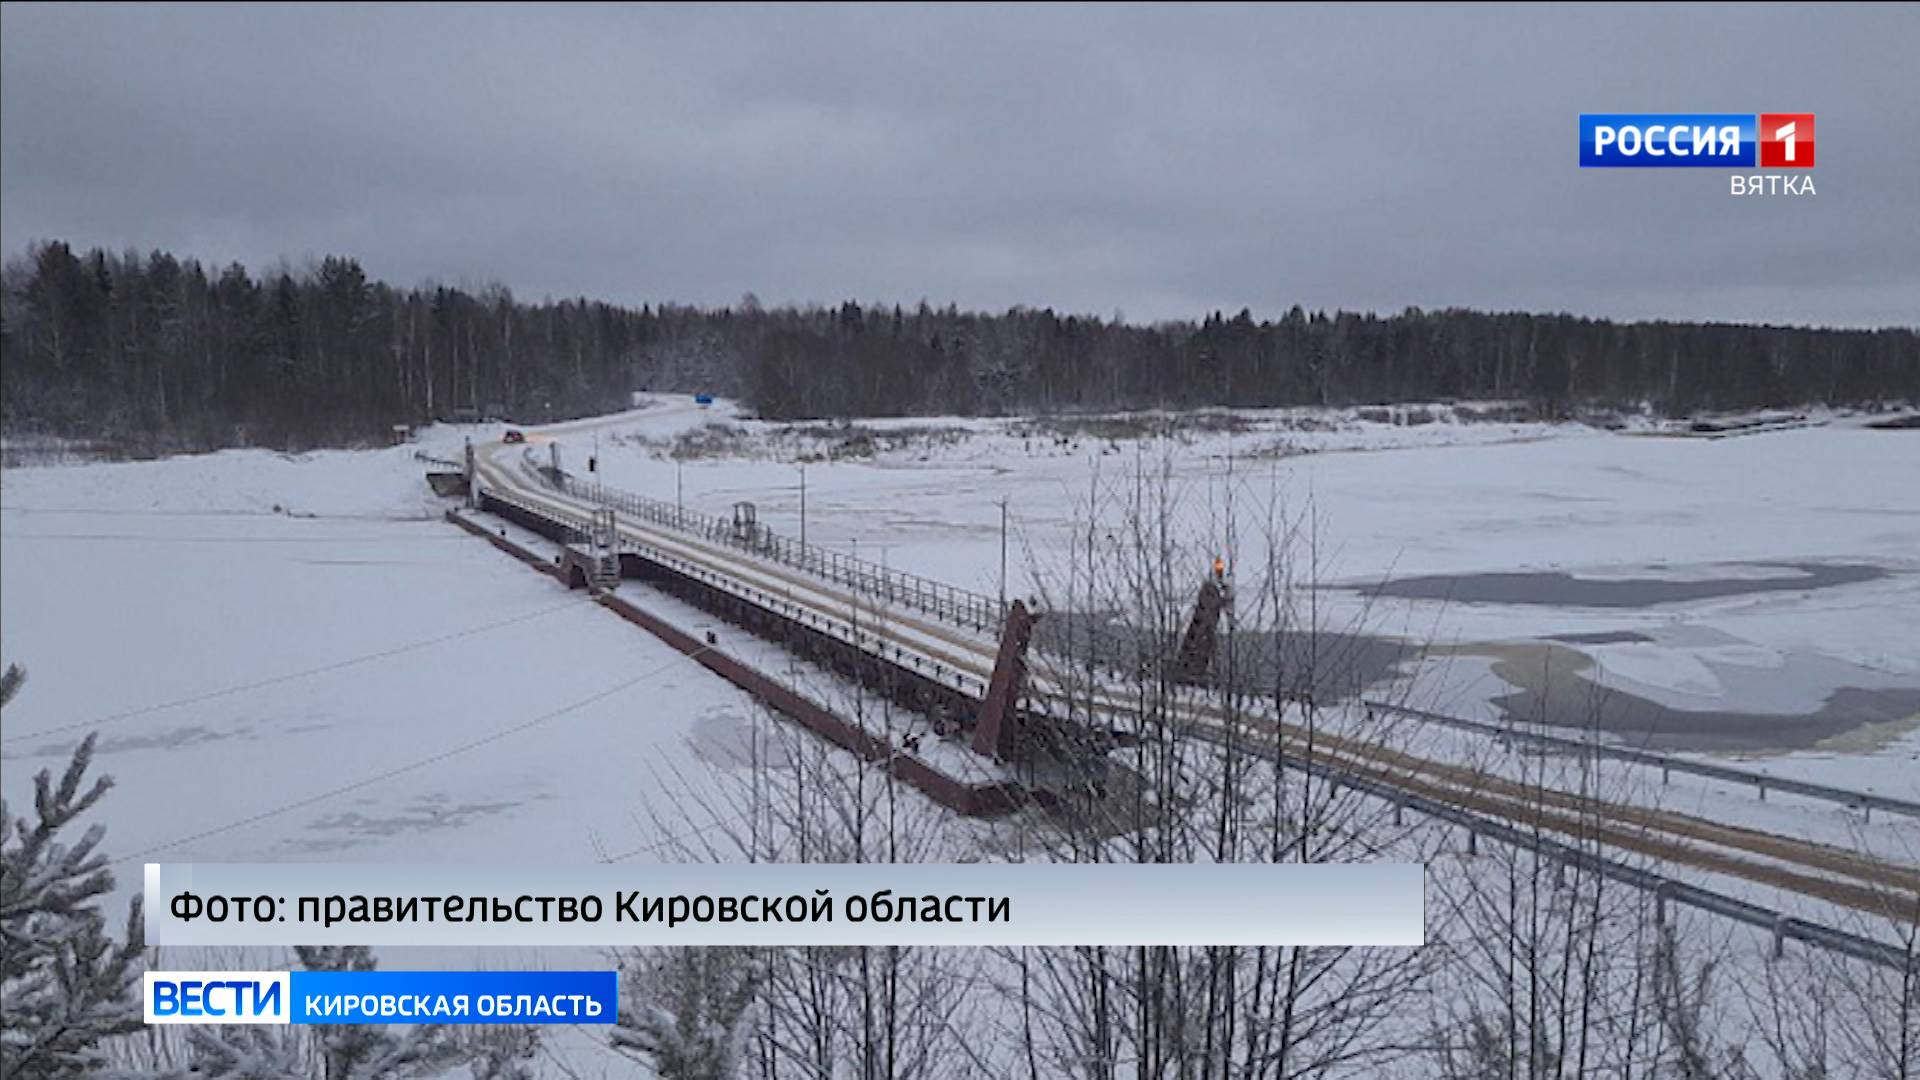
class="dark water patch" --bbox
[1032,610,1413,703]
[1491,681,1920,753]
[1364,562,1887,608]
[1546,630,1655,645]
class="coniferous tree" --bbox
[0,669,146,1080]
[180,945,536,1080]
[3,240,1914,452]
[612,947,764,1080]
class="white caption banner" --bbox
[148,862,1425,947]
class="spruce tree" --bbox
[0,664,147,1079]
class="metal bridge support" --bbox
[1174,578,1227,682]
[972,600,1035,760]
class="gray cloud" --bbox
[4,3,1915,326]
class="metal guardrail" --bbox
[414,450,464,469]
[1369,700,1920,822]
[533,467,1009,634]
[1187,725,1917,972]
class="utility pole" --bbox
[998,497,1009,607]
[675,460,683,514]
[799,465,808,547]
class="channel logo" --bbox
[1579,113,1815,168]
[144,970,617,1025]
[1758,113,1815,168]
[145,972,290,1025]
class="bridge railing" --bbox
[532,465,1008,633]
[1368,700,1920,822]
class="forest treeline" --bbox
[3,240,1915,451]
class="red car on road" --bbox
[502,430,526,444]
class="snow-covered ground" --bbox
[7,397,1914,873]
[0,428,784,913]
[0,425,864,1077]
[3,395,1915,1075]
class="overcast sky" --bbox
[3,3,1915,327]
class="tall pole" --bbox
[998,497,1009,607]
[676,461,683,512]
[799,465,807,547]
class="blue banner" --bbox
[1579,113,1756,167]
[289,970,617,1024]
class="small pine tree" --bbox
[183,945,535,1080]
[1,662,147,1079]
[179,1025,314,1079]
[612,947,763,1080]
